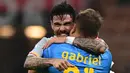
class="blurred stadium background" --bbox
[0,0,130,73]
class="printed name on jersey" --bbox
[62,51,101,66]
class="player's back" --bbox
[43,43,112,73]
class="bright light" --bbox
[24,26,47,39]
[0,25,15,39]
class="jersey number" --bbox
[64,67,94,73]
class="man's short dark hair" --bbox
[76,8,103,37]
[50,1,76,22]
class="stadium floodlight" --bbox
[0,25,16,39]
[24,25,46,39]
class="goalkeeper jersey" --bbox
[42,43,112,73]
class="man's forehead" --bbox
[53,14,72,22]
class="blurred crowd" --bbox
[0,0,92,26]
[0,0,103,39]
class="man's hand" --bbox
[43,37,66,49]
[50,59,74,71]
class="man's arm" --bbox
[73,37,108,54]
[24,56,52,70]
[24,37,73,71]
[24,55,74,70]
[43,37,108,55]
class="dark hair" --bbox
[76,8,103,37]
[50,1,76,22]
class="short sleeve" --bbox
[28,37,49,57]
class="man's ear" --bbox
[70,24,76,35]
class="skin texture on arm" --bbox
[24,55,74,71]
[25,56,49,73]
[73,37,108,55]
[24,56,52,70]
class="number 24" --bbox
[64,66,94,73]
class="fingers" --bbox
[43,41,51,49]
[54,64,62,71]
[43,39,54,49]
[61,61,68,69]
[65,61,74,67]
[52,59,74,71]
[43,43,47,49]
[54,64,66,71]
[59,64,66,71]
[58,62,74,71]
[99,47,106,53]
[43,43,49,49]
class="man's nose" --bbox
[59,26,66,31]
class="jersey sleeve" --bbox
[66,36,75,44]
[28,37,49,57]
[100,49,112,69]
